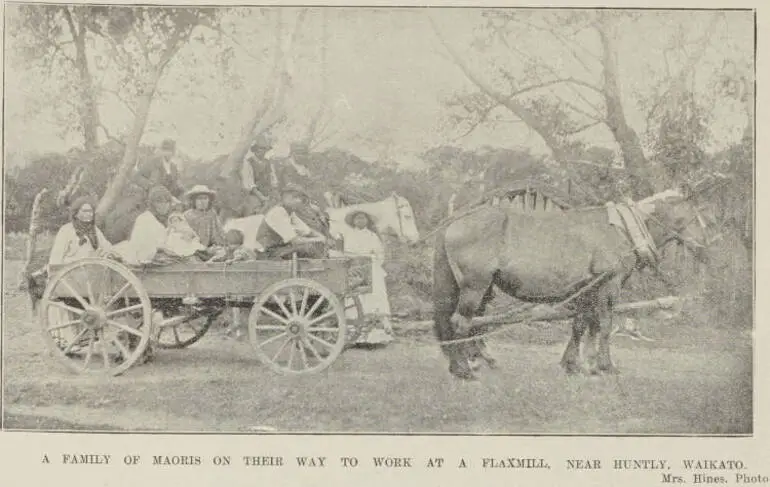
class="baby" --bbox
[164,212,206,258]
[207,229,257,263]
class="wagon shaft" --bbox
[470,296,686,328]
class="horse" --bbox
[433,187,709,380]
[327,193,420,244]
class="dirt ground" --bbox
[2,260,752,434]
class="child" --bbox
[207,229,257,263]
[165,212,206,258]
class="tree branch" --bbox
[557,120,602,136]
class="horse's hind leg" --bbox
[561,313,587,375]
[468,284,498,370]
[596,286,620,374]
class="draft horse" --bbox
[433,188,709,380]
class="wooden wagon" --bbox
[39,254,373,376]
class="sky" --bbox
[4,7,754,170]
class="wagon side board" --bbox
[47,257,373,300]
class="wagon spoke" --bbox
[81,339,95,370]
[106,319,143,337]
[84,271,96,306]
[104,282,132,309]
[287,338,297,370]
[101,336,110,369]
[254,324,286,332]
[105,303,144,319]
[289,288,298,316]
[307,327,339,333]
[59,278,89,309]
[300,336,322,362]
[299,287,309,316]
[48,300,85,317]
[172,327,181,345]
[298,339,309,370]
[308,310,339,327]
[307,333,334,350]
[47,318,83,332]
[304,294,327,319]
[270,335,293,363]
[257,331,288,348]
[259,306,291,325]
[62,328,90,355]
[271,294,293,319]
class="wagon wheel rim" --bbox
[155,312,214,349]
[249,278,346,374]
[39,258,152,377]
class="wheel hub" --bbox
[288,321,304,335]
[81,308,106,331]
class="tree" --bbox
[429,10,725,198]
[221,8,308,184]
[89,7,221,223]
[8,5,102,151]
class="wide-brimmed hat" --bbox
[344,209,378,228]
[281,183,310,200]
[185,184,216,201]
[160,138,176,151]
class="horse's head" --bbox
[380,193,420,244]
[638,187,710,263]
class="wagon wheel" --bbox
[249,278,346,374]
[39,258,153,376]
[155,312,215,349]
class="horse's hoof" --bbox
[599,364,620,375]
[449,361,477,381]
[560,360,581,375]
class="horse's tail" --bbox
[433,227,459,357]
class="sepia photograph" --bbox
[2,4,754,435]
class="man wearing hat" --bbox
[135,138,185,199]
[242,134,274,202]
[255,183,328,259]
[183,184,225,249]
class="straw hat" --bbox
[344,209,377,229]
[185,184,216,201]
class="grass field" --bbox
[2,259,752,434]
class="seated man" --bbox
[255,184,328,259]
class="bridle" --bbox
[642,202,708,257]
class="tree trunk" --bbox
[95,73,160,224]
[64,7,100,152]
[223,9,307,183]
[596,16,653,198]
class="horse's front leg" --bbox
[449,283,493,379]
[595,287,620,374]
[561,312,588,375]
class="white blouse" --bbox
[48,222,112,268]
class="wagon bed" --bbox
[40,255,374,377]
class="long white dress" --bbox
[47,223,112,350]
[342,227,393,344]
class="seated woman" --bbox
[113,185,175,265]
[44,196,116,353]
[183,185,225,255]
[48,195,113,268]
[341,210,394,346]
